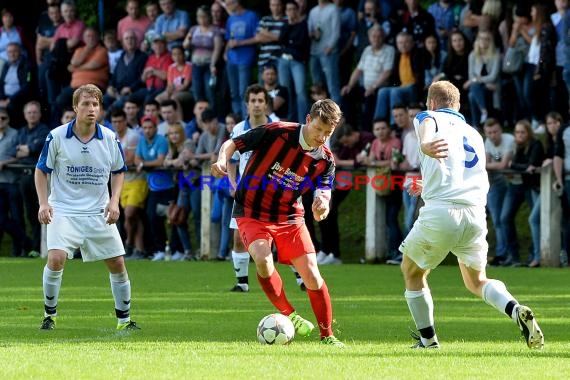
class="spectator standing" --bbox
[183,6,223,108]
[16,101,50,253]
[111,109,146,260]
[500,120,544,267]
[400,0,436,50]
[134,114,171,259]
[0,108,32,257]
[278,0,310,123]
[255,0,287,77]
[320,123,374,265]
[483,119,515,267]
[308,0,341,104]
[261,64,288,120]
[117,0,151,49]
[36,3,62,108]
[224,0,259,117]
[154,0,190,50]
[427,0,461,53]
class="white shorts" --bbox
[399,202,488,271]
[47,215,125,262]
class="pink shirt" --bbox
[53,20,85,42]
[370,136,402,161]
[117,15,151,48]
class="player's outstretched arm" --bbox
[418,118,448,159]
[211,139,237,178]
[34,168,53,224]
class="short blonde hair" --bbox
[309,99,343,128]
[72,84,103,108]
[426,81,460,110]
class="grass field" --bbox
[0,258,568,379]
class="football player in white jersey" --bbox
[35,84,139,331]
[398,81,543,349]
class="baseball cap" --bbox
[140,115,158,126]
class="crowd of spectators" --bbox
[1,0,569,267]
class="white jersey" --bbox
[37,121,127,216]
[414,109,489,206]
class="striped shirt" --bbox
[257,15,287,68]
[233,122,335,223]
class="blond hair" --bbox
[72,84,103,108]
[426,81,460,110]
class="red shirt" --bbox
[144,52,173,90]
[233,122,335,223]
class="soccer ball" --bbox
[257,313,295,345]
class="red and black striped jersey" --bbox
[232,122,335,223]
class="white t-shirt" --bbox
[36,121,127,216]
[484,132,515,184]
[414,109,489,206]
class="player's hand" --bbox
[312,196,329,221]
[104,202,120,225]
[421,139,448,159]
[408,179,423,197]
[211,161,227,178]
[38,204,53,224]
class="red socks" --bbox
[307,282,333,338]
[257,271,294,315]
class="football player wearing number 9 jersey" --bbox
[398,80,544,350]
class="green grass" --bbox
[0,259,568,379]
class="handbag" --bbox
[502,47,524,74]
[167,203,187,226]
[374,166,392,197]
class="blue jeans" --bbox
[402,188,418,237]
[211,182,233,258]
[500,183,537,262]
[226,63,252,118]
[191,63,214,106]
[176,186,201,252]
[278,57,309,122]
[373,84,416,122]
[528,191,540,263]
[468,82,489,126]
[487,181,508,257]
[385,190,403,254]
[310,52,341,104]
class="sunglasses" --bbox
[0,116,8,120]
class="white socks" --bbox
[232,251,249,278]
[110,272,131,324]
[405,288,438,345]
[482,279,517,320]
[43,266,63,317]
